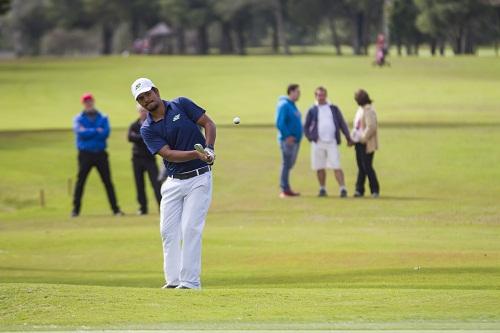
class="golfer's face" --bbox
[137,90,159,111]
[315,90,327,104]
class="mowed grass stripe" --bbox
[1,283,500,330]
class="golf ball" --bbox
[233,116,240,125]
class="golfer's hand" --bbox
[204,148,215,165]
[195,150,214,164]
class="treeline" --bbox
[0,0,499,57]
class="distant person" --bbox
[374,33,389,67]
[351,89,380,198]
[304,86,352,197]
[72,93,123,217]
[275,84,303,198]
[128,104,162,215]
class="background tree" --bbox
[0,0,10,15]
[158,0,191,54]
[416,0,489,55]
[273,0,290,55]
[213,0,254,55]
[8,0,53,56]
[343,0,383,55]
[390,0,422,55]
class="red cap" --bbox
[81,93,94,103]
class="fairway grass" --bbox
[1,56,500,330]
[1,55,500,130]
[2,283,500,331]
[1,125,500,330]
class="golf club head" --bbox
[194,143,205,154]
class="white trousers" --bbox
[159,171,212,289]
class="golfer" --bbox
[131,78,216,289]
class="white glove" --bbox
[204,147,215,165]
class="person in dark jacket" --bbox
[304,86,353,197]
[72,93,123,217]
[128,105,162,215]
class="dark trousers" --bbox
[73,151,120,214]
[355,143,380,195]
[133,157,162,213]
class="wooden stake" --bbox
[40,189,45,208]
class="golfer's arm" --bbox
[157,145,199,163]
[197,114,216,147]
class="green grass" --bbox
[1,55,500,130]
[1,56,500,330]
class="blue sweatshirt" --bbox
[73,110,110,152]
[275,96,303,142]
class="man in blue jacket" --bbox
[275,84,302,198]
[72,93,123,217]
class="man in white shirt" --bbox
[304,87,352,197]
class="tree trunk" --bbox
[382,0,392,46]
[102,23,113,55]
[131,17,140,40]
[362,11,370,55]
[497,8,500,56]
[271,19,279,53]
[176,26,186,54]
[273,0,290,55]
[454,26,464,55]
[464,26,475,55]
[196,25,209,55]
[328,16,342,55]
[13,30,25,57]
[430,38,437,56]
[235,22,246,55]
[219,21,234,54]
[352,11,364,55]
[439,39,445,56]
[397,40,402,56]
[405,43,412,56]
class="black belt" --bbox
[171,166,211,180]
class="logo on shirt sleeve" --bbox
[173,114,180,122]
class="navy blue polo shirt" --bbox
[140,98,208,176]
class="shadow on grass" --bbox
[1,266,499,290]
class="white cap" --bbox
[131,77,156,100]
